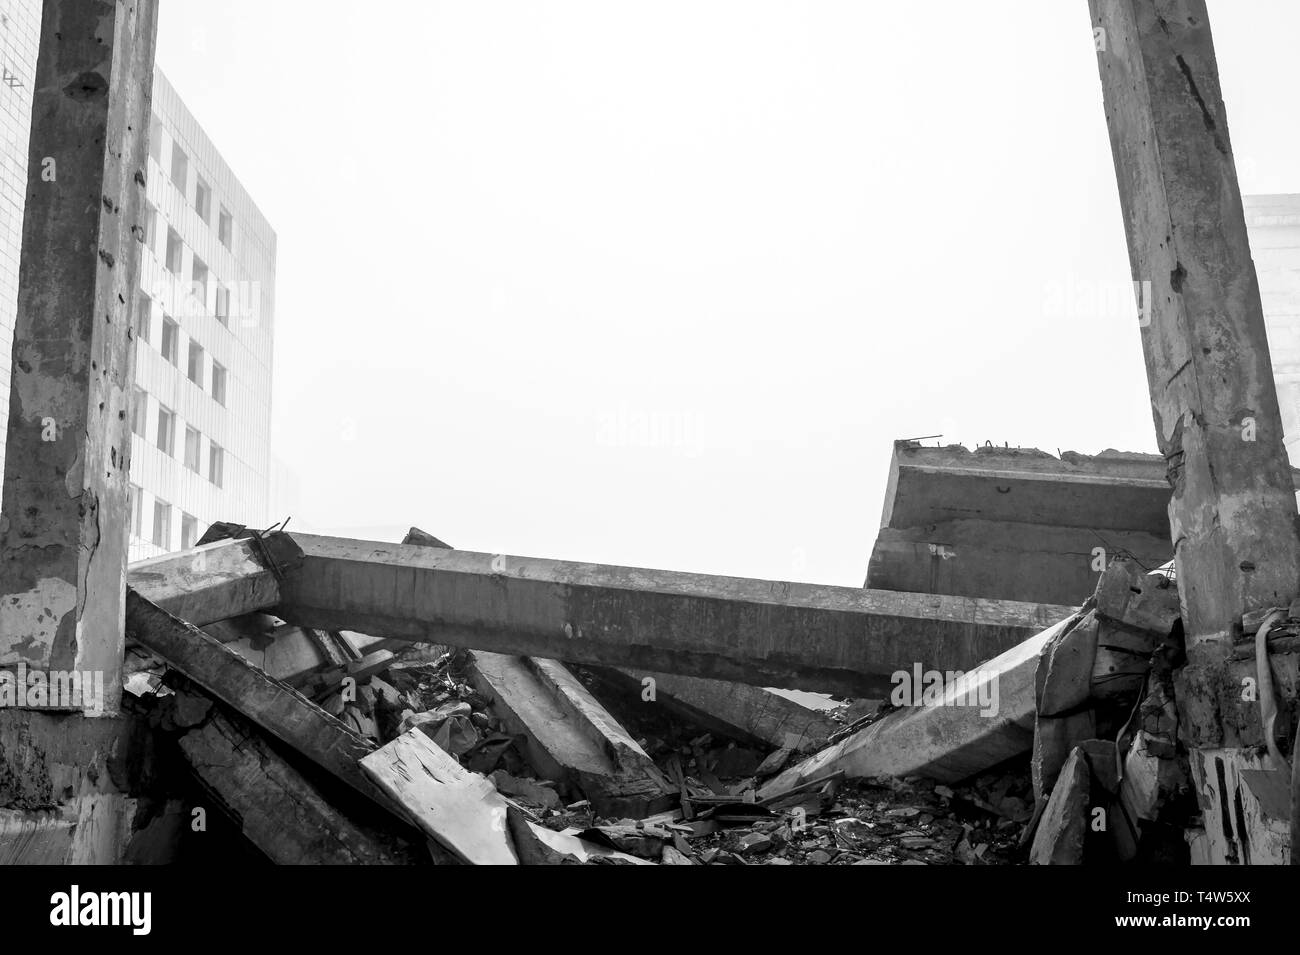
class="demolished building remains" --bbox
[0,0,1298,867]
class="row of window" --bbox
[130,484,201,550]
[149,113,235,253]
[135,292,227,405]
[130,386,224,488]
[140,205,241,329]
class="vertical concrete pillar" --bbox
[0,0,158,717]
[1090,0,1300,863]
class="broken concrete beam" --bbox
[605,668,835,753]
[126,534,302,629]
[178,709,415,865]
[866,443,1179,605]
[361,727,519,865]
[0,0,159,717]
[124,591,377,803]
[881,443,1175,532]
[398,526,668,814]
[759,613,1081,795]
[468,652,672,817]
[273,533,1074,697]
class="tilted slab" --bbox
[468,651,671,816]
[759,614,1081,793]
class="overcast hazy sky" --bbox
[154,1,1299,586]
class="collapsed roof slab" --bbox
[271,534,1074,698]
[880,443,1174,534]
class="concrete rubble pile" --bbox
[90,505,1277,866]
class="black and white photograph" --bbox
[0,0,1293,935]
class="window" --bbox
[184,426,201,473]
[215,285,229,327]
[218,206,233,250]
[155,405,174,456]
[142,201,156,251]
[160,316,179,365]
[170,143,188,191]
[209,443,224,488]
[130,484,143,538]
[181,513,198,550]
[194,176,210,222]
[165,227,183,274]
[187,340,204,387]
[130,386,147,438]
[148,113,162,166]
[191,256,208,306]
[152,499,171,549]
[135,292,151,343]
[211,362,227,406]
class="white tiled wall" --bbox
[126,71,277,561]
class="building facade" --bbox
[1244,195,1300,465]
[0,4,276,561]
[130,70,277,560]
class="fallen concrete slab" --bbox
[866,442,1174,605]
[179,708,415,865]
[273,533,1074,697]
[361,727,519,865]
[605,668,836,753]
[759,613,1081,794]
[468,651,673,817]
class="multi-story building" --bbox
[1245,195,1300,465]
[0,3,277,561]
[129,70,277,560]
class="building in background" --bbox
[0,5,277,560]
[130,70,277,560]
[1245,195,1300,465]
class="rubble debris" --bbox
[759,614,1079,796]
[467,651,673,817]
[361,727,519,865]
[125,592,378,803]
[400,528,672,816]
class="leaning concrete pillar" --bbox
[1090,0,1300,863]
[0,0,158,716]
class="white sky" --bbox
[154,1,1300,587]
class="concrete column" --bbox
[1090,0,1300,863]
[0,0,158,716]
[1091,0,1300,653]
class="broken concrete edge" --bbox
[759,613,1084,797]
[126,532,303,629]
